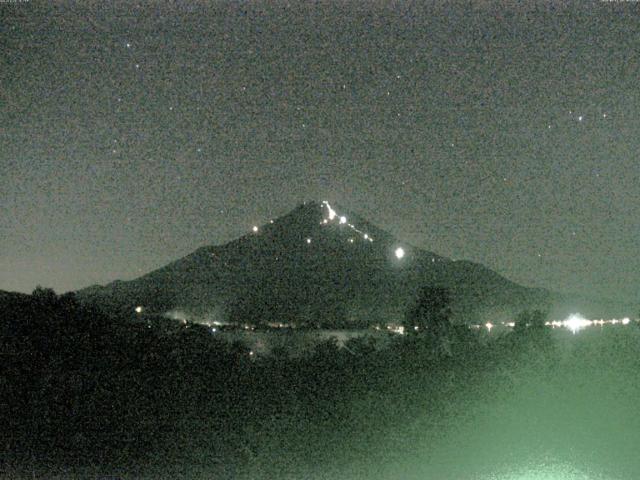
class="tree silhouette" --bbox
[404,286,452,337]
[32,285,58,304]
[514,309,547,332]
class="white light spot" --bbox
[395,247,405,259]
[339,216,347,224]
[348,238,354,243]
[485,322,493,332]
[603,113,607,118]
[622,317,630,325]
[578,115,583,122]
[363,234,369,240]
[563,313,591,334]
[306,238,311,244]
[252,226,259,233]
[135,306,143,314]
[126,42,131,48]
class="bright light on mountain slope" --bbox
[320,201,374,243]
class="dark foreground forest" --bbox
[2,289,639,480]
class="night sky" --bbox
[2,1,639,303]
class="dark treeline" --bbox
[0,287,557,479]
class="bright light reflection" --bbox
[339,216,347,224]
[395,247,405,259]
[135,306,143,314]
[563,313,591,334]
[252,225,259,233]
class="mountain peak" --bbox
[77,200,553,325]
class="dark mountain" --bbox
[77,201,554,326]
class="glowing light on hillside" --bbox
[322,201,337,220]
[563,313,591,333]
[252,225,259,233]
[306,238,312,244]
[622,317,630,325]
[485,322,493,332]
[395,247,405,259]
[320,200,375,243]
[135,306,143,314]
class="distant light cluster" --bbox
[321,201,374,244]
[472,313,634,334]
[555,313,632,334]
[246,201,414,261]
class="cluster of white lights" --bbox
[386,324,405,335]
[562,313,591,334]
[557,314,632,333]
[474,314,634,334]
[321,201,374,244]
